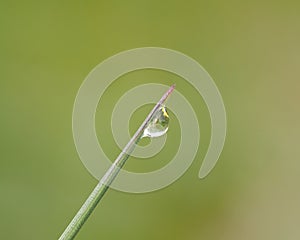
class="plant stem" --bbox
[58,84,175,240]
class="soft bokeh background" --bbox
[1,1,300,239]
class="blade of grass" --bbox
[58,84,175,240]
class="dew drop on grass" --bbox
[142,106,170,138]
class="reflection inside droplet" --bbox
[142,106,169,138]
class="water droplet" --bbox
[142,106,170,138]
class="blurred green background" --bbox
[1,1,300,239]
